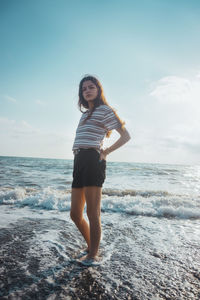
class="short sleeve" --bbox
[103,107,122,131]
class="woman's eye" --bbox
[82,85,95,92]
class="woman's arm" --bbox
[100,127,131,160]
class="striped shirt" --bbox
[72,105,122,151]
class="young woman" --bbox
[70,75,131,264]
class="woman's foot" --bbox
[78,254,101,266]
[79,254,94,261]
[82,247,89,253]
[75,247,89,259]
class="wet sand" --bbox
[0,209,200,300]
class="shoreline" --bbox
[1,207,199,299]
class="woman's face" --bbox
[82,80,98,102]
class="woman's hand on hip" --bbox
[100,148,110,161]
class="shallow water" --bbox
[0,156,200,299]
[0,207,199,299]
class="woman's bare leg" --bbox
[70,188,90,249]
[82,186,102,260]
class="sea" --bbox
[0,156,200,299]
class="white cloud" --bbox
[0,118,38,136]
[149,73,200,122]
[150,74,200,104]
[126,126,200,165]
[130,72,200,164]
[3,95,17,103]
[0,118,72,159]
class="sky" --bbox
[0,0,200,164]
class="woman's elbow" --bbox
[126,132,131,142]
[123,129,131,142]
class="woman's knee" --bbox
[70,210,82,224]
[86,208,101,222]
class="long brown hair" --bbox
[78,75,125,137]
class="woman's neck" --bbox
[88,101,94,111]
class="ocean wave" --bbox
[102,204,200,219]
[101,194,200,220]
[102,188,171,197]
[0,187,71,211]
[0,187,199,220]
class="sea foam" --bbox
[0,186,199,219]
